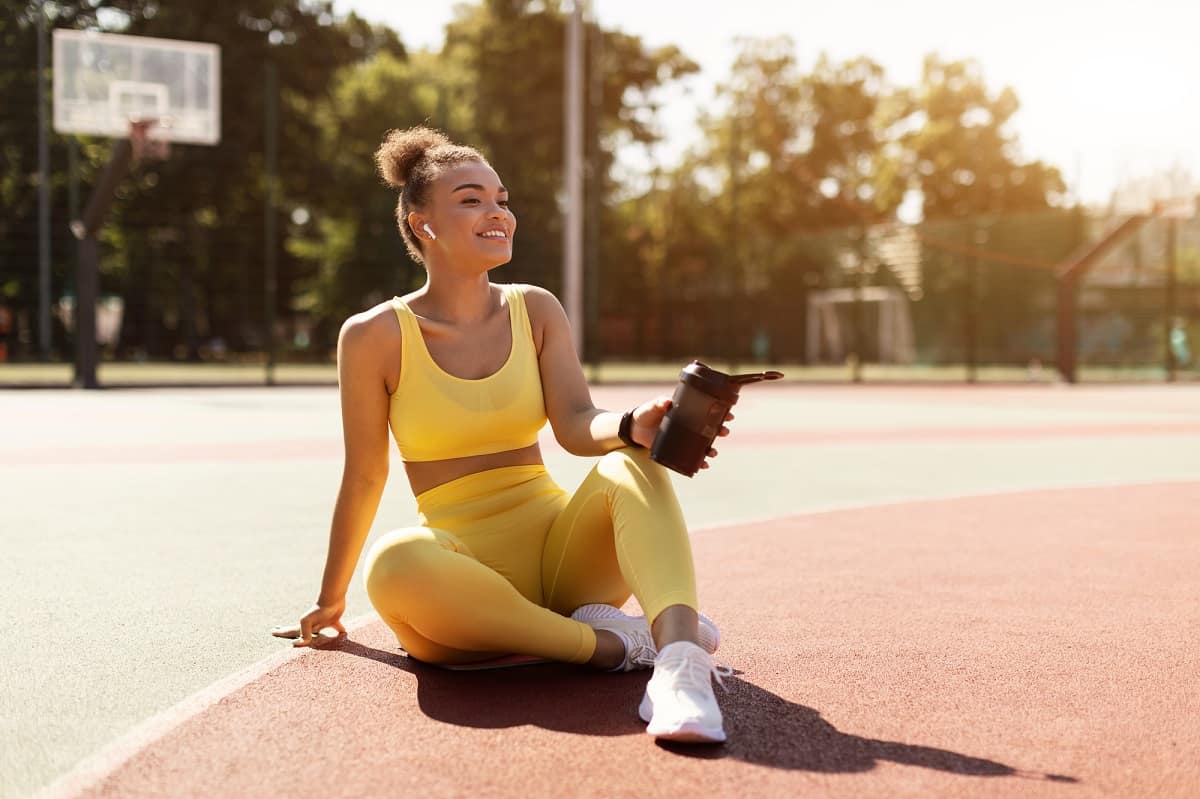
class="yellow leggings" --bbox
[362,447,698,666]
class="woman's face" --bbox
[411,160,516,270]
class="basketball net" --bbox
[129,118,170,162]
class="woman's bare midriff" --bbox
[402,441,545,498]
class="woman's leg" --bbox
[363,526,595,665]
[540,446,700,643]
[540,449,725,742]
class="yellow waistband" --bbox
[414,464,552,513]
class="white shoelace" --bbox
[656,644,734,691]
[627,642,658,669]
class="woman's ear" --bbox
[407,212,433,240]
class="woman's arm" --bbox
[525,286,631,457]
[316,312,394,604]
[527,285,729,464]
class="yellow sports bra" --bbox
[388,283,547,462]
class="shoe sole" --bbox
[638,691,727,743]
[647,723,727,743]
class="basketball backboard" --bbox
[53,29,220,145]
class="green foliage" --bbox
[5,2,1157,369]
[440,0,697,294]
[288,49,441,329]
[903,55,1067,219]
[609,39,1088,364]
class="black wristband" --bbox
[618,408,644,449]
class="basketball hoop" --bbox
[52,28,219,390]
[129,118,170,162]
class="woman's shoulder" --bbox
[511,283,561,314]
[507,281,550,296]
[338,298,404,352]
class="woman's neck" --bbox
[416,268,497,325]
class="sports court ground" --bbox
[3,381,1198,798]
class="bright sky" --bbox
[334,0,1199,208]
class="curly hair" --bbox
[374,126,488,265]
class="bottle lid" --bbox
[679,361,730,401]
[679,360,785,403]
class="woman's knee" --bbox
[599,445,647,471]
[363,527,454,600]
[598,446,671,488]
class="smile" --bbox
[478,229,509,240]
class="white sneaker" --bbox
[570,604,721,671]
[638,640,729,743]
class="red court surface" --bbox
[42,481,1199,798]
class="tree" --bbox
[903,55,1067,220]
[898,56,1078,366]
[109,1,404,358]
[287,49,452,336]
[442,0,697,295]
[629,39,911,360]
[0,1,405,359]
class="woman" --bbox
[274,127,733,743]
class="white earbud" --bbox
[422,223,437,241]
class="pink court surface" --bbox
[5,382,1199,798]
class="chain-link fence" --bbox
[591,207,1198,383]
[3,203,1197,384]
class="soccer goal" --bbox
[806,286,916,365]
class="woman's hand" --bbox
[630,396,734,470]
[271,596,348,648]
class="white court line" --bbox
[34,612,381,799]
[688,475,1200,535]
[35,475,1200,798]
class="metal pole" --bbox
[37,7,51,359]
[1054,214,1152,384]
[728,112,740,373]
[74,238,98,388]
[563,0,585,358]
[68,137,79,230]
[852,240,864,384]
[1165,217,1178,382]
[71,138,134,389]
[965,218,978,383]
[580,9,600,374]
[68,136,78,355]
[1056,275,1077,384]
[264,61,278,386]
[585,8,603,373]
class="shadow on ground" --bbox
[325,637,1076,784]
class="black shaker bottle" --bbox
[650,360,783,477]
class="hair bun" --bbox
[375,126,450,189]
